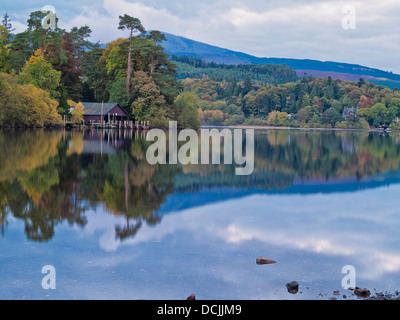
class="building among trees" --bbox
[80,102,130,124]
[342,107,357,118]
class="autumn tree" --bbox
[172,92,201,129]
[130,70,170,127]
[267,111,290,127]
[296,105,319,123]
[0,72,62,127]
[358,95,374,109]
[69,100,85,124]
[0,26,9,72]
[59,33,83,100]
[18,83,62,126]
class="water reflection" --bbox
[1,129,400,243]
[2,129,400,299]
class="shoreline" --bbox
[0,124,395,133]
[201,125,394,133]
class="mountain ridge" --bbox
[162,32,400,88]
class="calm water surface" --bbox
[1,128,400,300]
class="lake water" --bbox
[1,128,400,300]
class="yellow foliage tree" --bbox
[0,72,62,127]
[18,83,62,127]
[68,100,85,124]
[267,111,290,127]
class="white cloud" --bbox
[77,185,400,283]
[103,0,182,32]
[5,0,400,72]
[59,0,186,43]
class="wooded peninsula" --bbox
[1,10,400,131]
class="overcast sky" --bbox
[2,0,400,73]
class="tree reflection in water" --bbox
[1,128,400,242]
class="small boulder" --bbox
[354,288,370,298]
[286,281,299,294]
[256,257,277,265]
[333,290,340,296]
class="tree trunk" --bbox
[150,41,156,73]
[40,42,44,78]
[41,42,45,59]
[126,27,134,95]
[127,47,131,94]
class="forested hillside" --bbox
[180,74,400,129]
[171,55,299,85]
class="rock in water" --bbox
[354,289,370,298]
[186,294,196,300]
[286,281,299,294]
[256,257,277,265]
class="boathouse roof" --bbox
[81,103,130,116]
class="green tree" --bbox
[322,107,343,127]
[27,10,57,59]
[57,85,69,116]
[357,103,396,127]
[301,93,311,108]
[8,31,33,72]
[172,92,201,129]
[70,25,93,70]
[104,39,127,80]
[18,49,61,99]
[389,98,400,117]
[118,14,145,94]
[242,76,253,95]
[81,47,106,101]
[2,12,15,38]
[146,30,166,74]
[0,26,9,72]
[108,77,132,108]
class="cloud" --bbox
[221,2,343,28]
[103,0,182,32]
[4,0,400,72]
[56,0,187,44]
[79,184,400,283]
[59,6,117,43]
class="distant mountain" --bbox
[162,33,400,89]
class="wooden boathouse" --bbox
[68,102,150,130]
[81,102,130,125]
